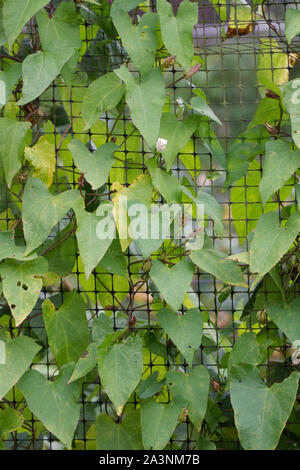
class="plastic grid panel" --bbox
[1,0,300,451]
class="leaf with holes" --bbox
[0,257,48,326]
[166,367,210,430]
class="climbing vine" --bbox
[0,0,300,451]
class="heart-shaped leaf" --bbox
[22,177,79,254]
[0,336,41,399]
[150,259,194,311]
[157,308,203,366]
[68,140,118,190]
[98,335,143,415]
[0,257,48,325]
[267,298,300,342]
[140,399,183,450]
[96,410,143,450]
[166,367,210,430]
[18,364,82,449]
[42,292,90,368]
[230,364,300,450]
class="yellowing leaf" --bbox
[25,137,56,187]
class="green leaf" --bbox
[140,398,182,450]
[98,335,143,415]
[67,312,114,384]
[0,257,48,326]
[18,2,81,105]
[230,364,300,450]
[157,113,197,170]
[260,140,300,206]
[282,79,300,148]
[198,435,216,450]
[196,117,226,168]
[73,199,113,279]
[114,65,165,149]
[42,292,90,368]
[68,140,118,190]
[3,0,49,48]
[96,410,143,450]
[18,364,82,449]
[82,73,124,129]
[248,97,281,129]
[132,203,181,259]
[111,0,158,73]
[68,342,98,384]
[0,231,36,262]
[138,372,164,400]
[17,51,60,106]
[189,239,246,287]
[22,177,79,254]
[267,298,300,342]
[157,0,197,72]
[42,227,77,277]
[166,367,210,430]
[157,308,203,366]
[189,96,222,126]
[25,136,56,188]
[0,408,24,440]
[147,158,182,203]
[285,8,300,43]
[0,62,22,109]
[194,190,224,235]
[150,259,194,312]
[0,336,41,399]
[224,128,267,189]
[98,238,128,277]
[0,118,31,187]
[228,332,263,372]
[249,211,300,288]
[36,2,81,70]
